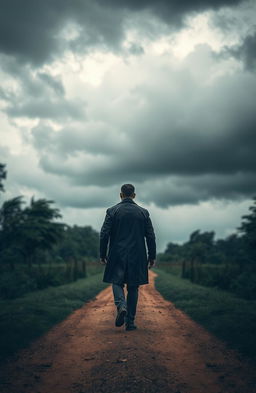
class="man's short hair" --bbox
[121,183,135,197]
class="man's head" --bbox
[120,183,136,199]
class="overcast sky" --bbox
[1,0,256,252]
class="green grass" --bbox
[155,262,182,276]
[154,268,256,361]
[0,272,108,363]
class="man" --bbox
[99,183,156,331]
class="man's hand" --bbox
[148,259,156,269]
[99,258,107,265]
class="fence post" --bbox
[65,259,72,282]
[73,258,78,281]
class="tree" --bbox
[0,163,7,193]
[238,197,256,266]
[183,230,215,282]
[19,197,64,268]
[55,225,99,261]
[164,242,182,258]
[215,234,246,267]
[0,196,64,269]
[186,230,215,262]
[0,196,24,269]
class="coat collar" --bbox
[121,197,136,204]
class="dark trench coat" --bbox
[99,197,156,286]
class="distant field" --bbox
[154,268,256,361]
[0,271,108,363]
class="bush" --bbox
[230,271,256,300]
[0,271,37,299]
[35,269,66,289]
[194,264,238,290]
[0,261,103,299]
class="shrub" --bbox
[230,271,256,300]
[0,271,37,299]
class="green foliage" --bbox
[155,262,182,276]
[0,195,64,268]
[0,163,6,193]
[0,262,103,299]
[164,242,188,262]
[157,260,256,298]
[159,198,256,299]
[154,269,256,360]
[0,270,37,299]
[230,271,256,300]
[0,196,24,254]
[239,196,256,261]
[0,272,108,362]
[54,224,99,261]
[20,197,64,266]
[0,177,100,298]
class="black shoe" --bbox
[115,305,127,327]
[125,323,137,331]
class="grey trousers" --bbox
[112,283,139,324]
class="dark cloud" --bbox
[0,0,126,66]
[26,46,256,208]
[38,73,65,96]
[1,1,256,212]
[127,43,145,56]
[0,55,86,120]
[6,98,85,120]
[209,2,256,71]
[31,122,127,156]
[0,0,245,66]
[139,173,256,207]
[226,32,256,71]
[100,0,243,24]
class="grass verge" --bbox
[0,272,108,363]
[154,268,256,361]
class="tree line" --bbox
[158,198,256,299]
[0,163,100,298]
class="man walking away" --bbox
[99,184,156,331]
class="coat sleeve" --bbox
[145,211,156,260]
[99,208,113,259]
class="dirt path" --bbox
[1,271,256,393]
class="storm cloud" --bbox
[0,0,245,66]
[226,32,256,70]
[0,0,126,65]
[23,44,256,207]
[0,55,86,120]
[1,0,256,246]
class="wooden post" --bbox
[73,258,78,281]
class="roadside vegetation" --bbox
[154,269,256,361]
[0,163,108,363]
[157,197,256,300]
[155,197,256,359]
[0,163,101,299]
[0,271,107,363]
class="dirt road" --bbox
[1,271,256,393]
